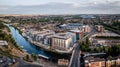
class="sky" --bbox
[0,0,120,14]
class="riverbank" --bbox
[6,24,71,63]
[0,22,28,58]
[7,23,73,54]
[22,32,73,54]
[22,32,72,62]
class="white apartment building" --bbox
[35,30,55,42]
[44,34,54,45]
[52,32,76,50]
[25,29,55,42]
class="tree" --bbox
[107,45,120,57]
[86,37,90,45]
[31,53,38,61]
[26,55,30,61]
[80,41,90,52]
[85,37,90,51]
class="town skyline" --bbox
[0,0,120,14]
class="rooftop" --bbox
[94,32,120,37]
[53,32,75,40]
[69,30,82,33]
[85,56,105,63]
[68,23,83,26]
[60,23,83,27]
[0,40,8,45]
[28,29,55,36]
[58,59,69,66]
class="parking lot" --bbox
[0,55,16,67]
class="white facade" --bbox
[25,29,55,42]
[44,35,54,45]
[52,32,76,50]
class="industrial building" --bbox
[59,23,91,33]
[59,23,83,30]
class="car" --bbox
[0,59,3,63]
[8,62,12,66]
[12,59,16,63]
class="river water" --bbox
[7,24,51,58]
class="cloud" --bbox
[0,1,120,14]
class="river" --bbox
[6,24,51,58]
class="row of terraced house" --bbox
[85,56,120,67]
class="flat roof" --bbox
[95,33,120,37]
[60,23,83,27]
[69,30,82,33]
[53,32,75,40]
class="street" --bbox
[69,43,81,67]
[69,27,95,67]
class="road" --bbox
[69,25,96,67]
[82,25,96,41]
[69,43,81,67]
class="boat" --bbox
[38,54,49,59]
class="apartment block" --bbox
[52,32,76,50]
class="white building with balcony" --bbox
[52,32,76,50]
